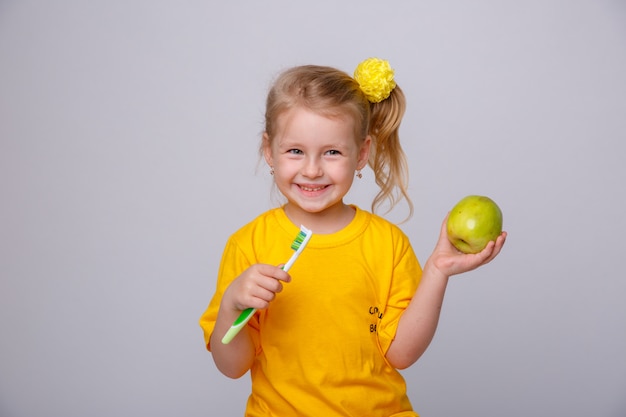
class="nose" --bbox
[302,156,323,178]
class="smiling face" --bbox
[263,106,371,231]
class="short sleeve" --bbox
[198,237,260,351]
[376,233,422,355]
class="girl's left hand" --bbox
[427,214,507,278]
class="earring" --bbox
[270,167,274,176]
[356,170,362,179]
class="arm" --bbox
[386,215,507,369]
[209,263,291,378]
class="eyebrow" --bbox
[278,140,351,150]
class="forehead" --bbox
[273,106,357,143]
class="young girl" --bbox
[200,58,506,416]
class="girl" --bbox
[200,58,506,416]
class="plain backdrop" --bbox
[1,1,625,416]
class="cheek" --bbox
[330,161,358,180]
[273,158,299,176]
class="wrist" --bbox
[218,290,246,322]
[423,258,450,283]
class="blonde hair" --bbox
[262,65,413,218]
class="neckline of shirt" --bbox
[272,205,371,249]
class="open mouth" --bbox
[299,184,328,192]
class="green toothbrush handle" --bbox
[221,307,256,344]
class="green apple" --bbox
[446,195,503,254]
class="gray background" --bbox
[1,1,625,416]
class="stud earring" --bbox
[356,170,362,179]
[270,167,274,175]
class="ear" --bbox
[262,132,274,167]
[357,135,372,170]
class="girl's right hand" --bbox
[222,264,291,312]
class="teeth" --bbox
[301,185,325,191]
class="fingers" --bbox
[489,231,507,257]
[230,264,292,311]
[475,231,508,266]
[257,263,291,283]
[247,285,280,309]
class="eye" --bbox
[288,149,303,155]
[325,149,341,156]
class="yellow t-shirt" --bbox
[199,206,422,417]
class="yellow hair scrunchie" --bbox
[353,57,396,103]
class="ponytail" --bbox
[353,58,413,219]
[368,86,413,219]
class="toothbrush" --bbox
[221,225,313,344]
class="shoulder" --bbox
[230,208,281,236]
[224,208,280,250]
[357,207,410,241]
[354,207,421,269]
[350,207,414,259]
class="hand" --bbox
[426,214,507,278]
[222,264,291,312]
